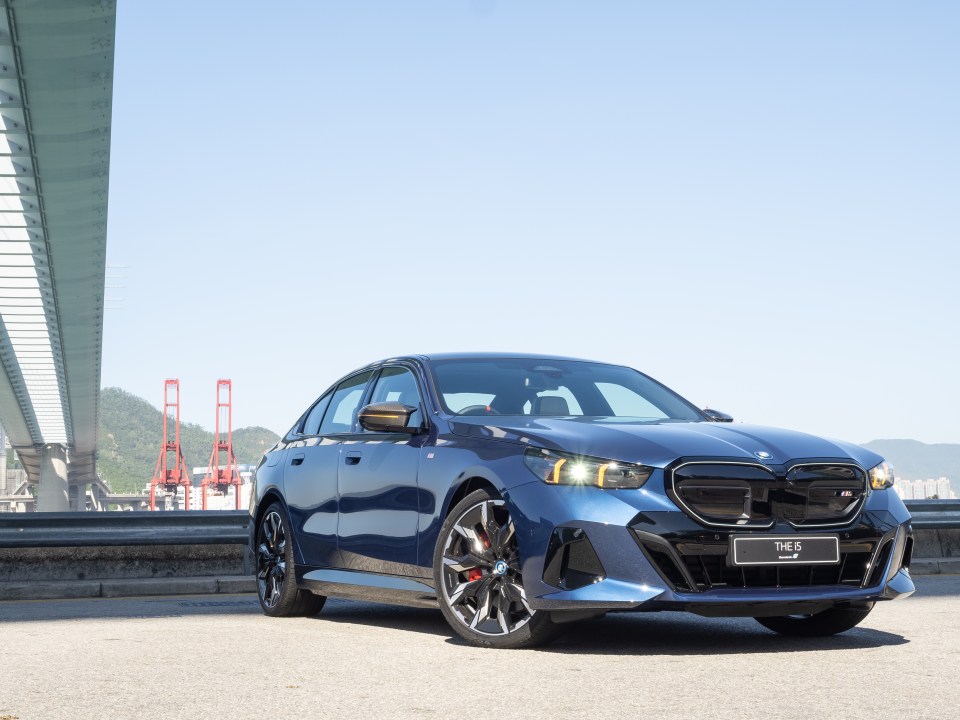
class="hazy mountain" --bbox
[862,439,960,481]
[96,387,279,493]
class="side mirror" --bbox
[358,402,420,433]
[703,408,734,423]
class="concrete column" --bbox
[69,482,88,511]
[36,444,69,512]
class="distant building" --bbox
[894,476,956,500]
[894,478,913,500]
[191,465,257,484]
[936,476,956,500]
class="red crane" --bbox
[200,379,244,510]
[149,379,192,511]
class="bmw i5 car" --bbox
[250,353,914,648]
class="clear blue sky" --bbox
[103,1,959,444]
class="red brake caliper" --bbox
[467,531,492,581]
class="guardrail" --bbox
[0,503,956,547]
[904,500,960,530]
[0,502,956,599]
[0,511,249,548]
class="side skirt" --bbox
[298,567,438,609]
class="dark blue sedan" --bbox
[250,354,914,648]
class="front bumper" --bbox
[506,476,915,615]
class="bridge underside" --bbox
[0,1,114,509]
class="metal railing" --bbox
[904,500,960,530]
[0,511,249,548]
[0,502,955,550]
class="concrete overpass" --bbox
[0,1,114,510]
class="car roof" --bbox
[398,352,606,364]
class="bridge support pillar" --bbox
[37,444,69,512]
[69,483,89,511]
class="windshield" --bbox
[430,358,705,422]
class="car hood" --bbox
[448,417,883,469]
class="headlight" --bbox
[868,461,895,490]
[523,447,653,489]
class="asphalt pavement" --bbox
[1,575,958,720]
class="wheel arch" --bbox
[442,473,504,519]
[253,489,285,529]
[251,490,307,565]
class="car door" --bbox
[336,364,427,577]
[284,371,373,568]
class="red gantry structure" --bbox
[200,379,244,510]
[149,379,192,511]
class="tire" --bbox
[754,603,875,637]
[255,502,325,617]
[434,489,560,648]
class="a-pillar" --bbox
[36,444,69,512]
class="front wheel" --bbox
[434,489,560,648]
[256,502,325,617]
[754,603,875,636]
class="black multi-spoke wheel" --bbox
[754,603,874,637]
[434,489,560,648]
[256,503,325,617]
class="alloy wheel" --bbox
[440,498,534,636]
[257,510,287,608]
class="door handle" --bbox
[345,451,362,466]
[290,453,305,466]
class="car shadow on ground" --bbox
[0,590,918,654]
[533,612,909,656]
[316,600,908,654]
[312,598,452,637]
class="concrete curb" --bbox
[0,543,251,582]
[0,575,255,601]
[909,558,960,576]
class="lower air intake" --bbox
[542,527,605,590]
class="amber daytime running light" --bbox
[523,447,653,489]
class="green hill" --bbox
[862,439,960,482]
[96,387,279,493]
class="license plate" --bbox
[731,535,840,566]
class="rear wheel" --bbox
[434,489,560,648]
[256,502,325,617]
[754,603,874,636]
